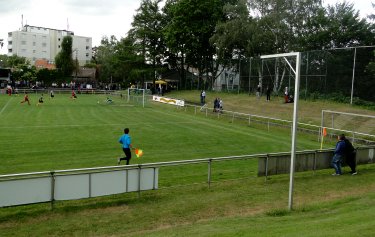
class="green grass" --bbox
[0,92,321,175]
[0,91,374,236]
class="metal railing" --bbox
[179,103,375,144]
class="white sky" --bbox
[0,0,373,55]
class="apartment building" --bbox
[7,25,92,66]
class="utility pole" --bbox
[73,48,78,81]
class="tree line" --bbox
[95,0,375,93]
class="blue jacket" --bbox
[119,134,131,149]
[334,140,346,156]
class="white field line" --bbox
[0,98,12,116]
[0,121,197,129]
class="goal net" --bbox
[321,110,375,142]
[127,88,146,107]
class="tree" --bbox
[112,36,146,87]
[325,2,375,48]
[55,36,74,77]
[163,0,225,89]
[300,2,375,50]
[5,54,30,68]
[94,35,117,84]
[367,2,375,22]
[131,0,166,85]
[36,68,60,86]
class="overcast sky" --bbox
[0,0,373,55]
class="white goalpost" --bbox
[127,88,145,108]
[261,52,301,211]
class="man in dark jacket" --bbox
[344,138,357,175]
[332,134,346,176]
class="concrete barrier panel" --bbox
[0,177,51,207]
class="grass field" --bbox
[0,91,323,175]
[0,91,374,236]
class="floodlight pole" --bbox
[261,52,301,211]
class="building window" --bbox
[21,41,27,45]
[86,46,89,50]
[86,53,89,57]
[21,49,27,53]
[8,41,12,45]
[33,42,36,46]
[86,38,90,42]
[33,50,36,53]
[8,32,12,37]
[42,42,47,47]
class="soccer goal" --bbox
[127,88,146,108]
[321,110,375,141]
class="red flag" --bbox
[135,148,144,158]
[323,127,327,137]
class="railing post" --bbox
[50,171,55,210]
[352,132,355,144]
[138,165,142,198]
[313,151,317,175]
[265,155,269,181]
[207,159,212,189]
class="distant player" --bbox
[37,94,44,106]
[106,97,113,104]
[50,90,54,99]
[7,85,12,96]
[71,90,77,99]
[20,93,31,105]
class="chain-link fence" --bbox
[215,46,375,103]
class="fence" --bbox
[208,46,375,103]
[0,166,158,208]
[1,146,374,208]
[179,103,375,144]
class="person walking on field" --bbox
[118,128,132,165]
[344,137,357,175]
[331,134,346,176]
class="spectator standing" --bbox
[284,87,289,103]
[344,137,357,175]
[331,134,346,176]
[219,98,223,112]
[201,90,206,105]
[266,86,271,101]
[256,84,261,99]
